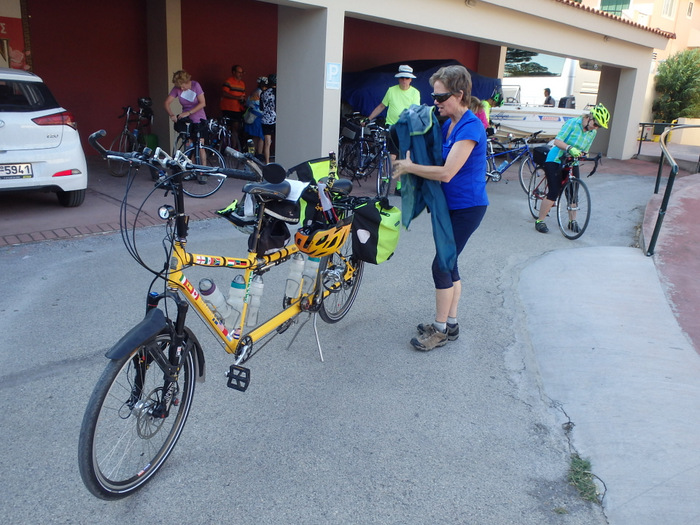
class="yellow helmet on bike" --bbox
[590,104,610,129]
[294,219,352,258]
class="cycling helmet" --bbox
[491,89,503,107]
[590,103,610,129]
[294,220,352,258]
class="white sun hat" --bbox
[395,64,416,78]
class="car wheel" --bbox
[57,189,86,207]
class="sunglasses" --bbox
[431,92,454,103]
[589,117,600,128]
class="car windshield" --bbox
[0,79,59,112]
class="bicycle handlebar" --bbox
[88,130,261,182]
[562,152,603,177]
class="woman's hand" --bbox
[392,151,413,179]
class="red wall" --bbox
[26,0,150,153]
[180,0,279,121]
[343,18,480,72]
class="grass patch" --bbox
[568,453,600,503]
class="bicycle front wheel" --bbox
[556,177,590,239]
[527,167,548,219]
[108,132,135,177]
[518,156,537,193]
[337,140,358,179]
[376,153,392,198]
[318,235,364,323]
[181,145,226,198]
[78,329,197,500]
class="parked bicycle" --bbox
[207,117,250,169]
[172,119,227,197]
[486,130,543,192]
[78,130,366,499]
[527,152,602,239]
[338,114,392,198]
[108,97,153,177]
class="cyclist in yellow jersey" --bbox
[366,64,420,194]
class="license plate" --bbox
[0,163,33,179]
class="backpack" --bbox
[351,197,401,264]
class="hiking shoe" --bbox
[410,324,447,352]
[568,220,580,233]
[417,322,459,341]
[535,221,549,233]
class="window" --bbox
[600,0,630,16]
[662,0,676,17]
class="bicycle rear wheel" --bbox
[527,167,548,219]
[376,153,392,198]
[108,132,135,177]
[337,140,357,179]
[78,329,197,500]
[556,178,590,239]
[181,145,226,198]
[518,155,536,193]
[318,234,364,323]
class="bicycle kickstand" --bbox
[284,312,325,362]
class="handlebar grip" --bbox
[88,130,108,157]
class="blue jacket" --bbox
[392,104,456,273]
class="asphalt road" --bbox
[0,167,653,524]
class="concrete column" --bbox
[600,63,648,159]
[147,0,182,153]
[276,4,345,168]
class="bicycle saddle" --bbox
[242,180,291,201]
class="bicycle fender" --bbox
[105,308,167,360]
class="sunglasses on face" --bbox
[588,117,600,128]
[431,92,454,103]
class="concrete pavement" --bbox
[1,144,699,524]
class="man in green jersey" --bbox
[366,64,421,194]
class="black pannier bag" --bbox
[351,197,401,264]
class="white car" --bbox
[0,67,88,207]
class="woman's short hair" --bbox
[171,70,191,86]
[430,65,472,106]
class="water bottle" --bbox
[246,275,264,327]
[285,253,305,299]
[247,139,255,155]
[496,160,508,174]
[199,278,234,326]
[302,257,321,295]
[227,275,246,335]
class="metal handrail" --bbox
[645,124,700,256]
[635,121,677,158]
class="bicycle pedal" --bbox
[226,365,250,392]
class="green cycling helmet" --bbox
[590,103,610,129]
[491,90,503,107]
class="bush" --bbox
[653,49,700,122]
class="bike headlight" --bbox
[158,205,176,220]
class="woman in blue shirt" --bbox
[393,65,488,351]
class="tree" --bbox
[505,48,555,77]
[652,49,700,122]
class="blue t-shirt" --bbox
[441,110,489,210]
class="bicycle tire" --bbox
[518,155,537,193]
[78,329,197,500]
[173,134,188,156]
[108,132,135,177]
[318,234,364,323]
[556,177,591,240]
[527,167,548,219]
[376,153,392,198]
[181,145,227,198]
[337,140,355,179]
